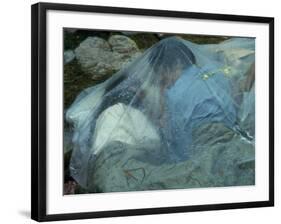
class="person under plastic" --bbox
[66,36,255,190]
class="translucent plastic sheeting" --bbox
[66,36,255,191]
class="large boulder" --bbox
[108,35,139,54]
[74,35,141,79]
[64,50,75,65]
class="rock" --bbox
[108,35,139,54]
[64,181,78,195]
[84,122,254,193]
[64,50,75,65]
[74,36,141,79]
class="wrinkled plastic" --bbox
[66,36,255,189]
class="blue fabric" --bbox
[164,64,237,161]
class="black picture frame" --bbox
[31,2,274,222]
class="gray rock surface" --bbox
[64,50,75,65]
[108,35,139,54]
[86,122,254,193]
[74,35,141,79]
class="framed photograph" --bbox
[31,2,274,222]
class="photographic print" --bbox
[32,3,274,221]
[63,29,255,195]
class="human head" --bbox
[148,36,196,88]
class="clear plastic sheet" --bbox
[66,36,255,191]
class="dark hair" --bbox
[148,37,196,75]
